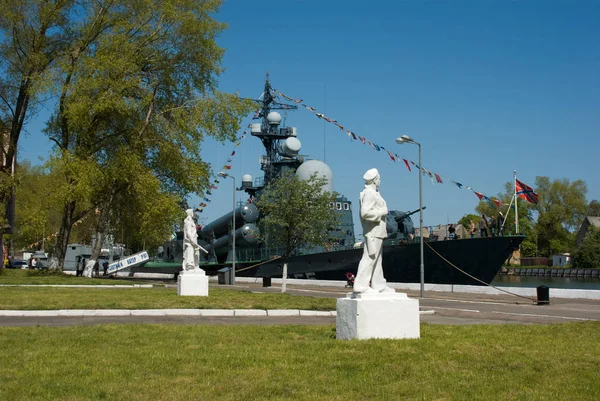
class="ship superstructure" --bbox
[197,75,356,263]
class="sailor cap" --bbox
[363,168,379,182]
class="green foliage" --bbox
[256,171,338,258]
[2,0,255,263]
[573,225,600,269]
[534,176,587,255]
[519,223,539,257]
[457,213,479,230]
[13,161,62,251]
[587,200,600,217]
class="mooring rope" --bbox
[424,241,537,303]
[233,256,282,274]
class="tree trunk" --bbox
[91,231,103,260]
[281,261,288,293]
[55,200,77,270]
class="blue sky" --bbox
[20,0,600,235]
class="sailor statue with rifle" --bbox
[183,209,208,272]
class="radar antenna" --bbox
[250,73,300,185]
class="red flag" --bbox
[434,173,443,183]
[474,191,485,200]
[493,199,503,207]
[516,179,539,204]
[224,165,232,170]
[402,159,411,171]
[386,150,396,162]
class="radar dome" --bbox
[242,174,253,188]
[278,137,301,156]
[267,112,281,125]
[296,160,333,193]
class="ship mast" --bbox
[251,73,299,186]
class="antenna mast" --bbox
[251,73,299,186]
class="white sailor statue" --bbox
[182,209,208,272]
[353,168,395,294]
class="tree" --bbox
[12,161,62,253]
[587,200,600,217]
[573,225,600,269]
[0,0,74,264]
[534,177,587,256]
[37,0,254,268]
[255,171,338,293]
[457,213,479,233]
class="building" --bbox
[576,216,600,247]
[552,253,571,267]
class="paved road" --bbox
[234,282,600,325]
[1,282,599,327]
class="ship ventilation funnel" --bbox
[278,137,301,157]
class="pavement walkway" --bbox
[2,280,600,326]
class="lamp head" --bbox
[395,134,413,144]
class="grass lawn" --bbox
[1,322,599,400]
[0,268,337,311]
[0,268,146,285]
[0,286,336,310]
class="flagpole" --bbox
[500,195,514,235]
[514,170,519,234]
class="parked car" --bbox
[7,259,28,269]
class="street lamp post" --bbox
[218,172,236,284]
[395,135,424,298]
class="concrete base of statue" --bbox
[177,269,209,296]
[336,292,420,340]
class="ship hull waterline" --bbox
[134,235,524,286]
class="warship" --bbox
[145,76,524,286]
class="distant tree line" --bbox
[466,176,600,267]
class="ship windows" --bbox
[336,202,342,210]
[343,203,350,210]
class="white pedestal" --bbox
[336,292,420,340]
[177,270,209,296]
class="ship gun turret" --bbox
[386,206,426,240]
